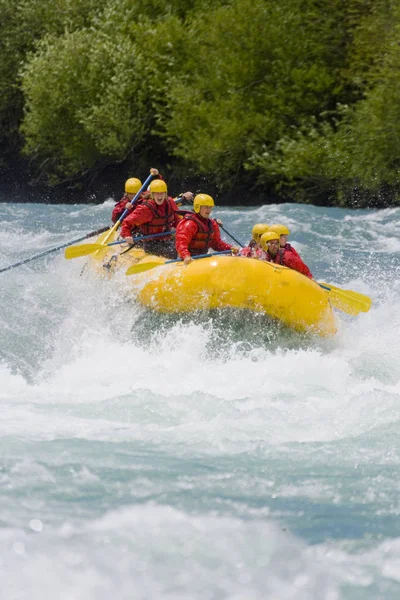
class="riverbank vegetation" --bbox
[1,0,400,206]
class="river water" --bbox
[0,200,399,599]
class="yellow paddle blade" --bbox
[327,293,364,316]
[126,262,163,276]
[100,221,119,246]
[65,243,106,259]
[318,282,372,315]
[319,282,371,308]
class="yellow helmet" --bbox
[269,223,290,236]
[251,223,270,243]
[260,231,280,251]
[193,193,215,213]
[125,177,142,194]
[149,179,168,194]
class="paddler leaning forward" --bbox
[120,179,193,259]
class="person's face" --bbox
[280,234,288,247]
[152,192,166,205]
[126,192,134,199]
[267,239,279,257]
[199,206,212,218]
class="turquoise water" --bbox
[0,200,399,599]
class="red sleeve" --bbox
[287,244,301,259]
[113,194,146,224]
[112,198,128,223]
[120,204,153,237]
[210,221,233,252]
[175,219,199,259]
[283,251,313,278]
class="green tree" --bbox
[161,0,350,189]
[5,0,400,205]
[0,0,107,161]
[20,7,187,183]
[257,0,400,205]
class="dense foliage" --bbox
[1,0,400,206]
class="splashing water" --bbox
[0,201,400,599]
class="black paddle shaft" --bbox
[0,225,109,273]
[177,210,244,248]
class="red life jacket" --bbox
[140,198,176,236]
[184,213,214,255]
[284,242,302,259]
[112,195,144,224]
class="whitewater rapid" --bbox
[0,200,399,599]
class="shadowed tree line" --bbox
[1,0,400,207]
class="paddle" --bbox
[126,250,232,276]
[177,209,244,248]
[0,225,110,274]
[318,282,372,315]
[95,171,155,249]
[218,224,244,248]
[64,230,175,259]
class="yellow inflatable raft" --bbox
[87,230,337,336]
[131,255,337,336]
